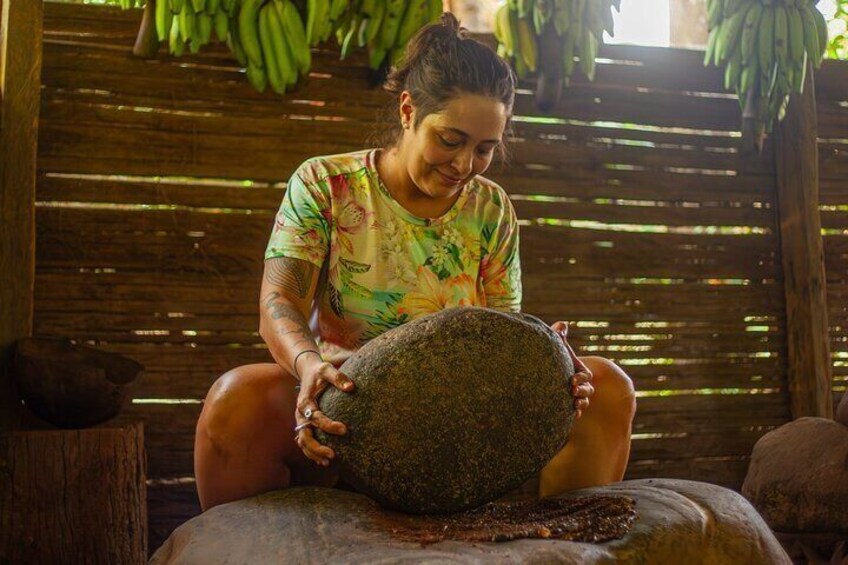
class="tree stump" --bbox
[0,423,147,564]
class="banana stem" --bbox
[741,86,766,156]
[133,0,161,59]
[535,21,563,113]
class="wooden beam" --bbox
[0,0,43,430]
[774,60,833,419]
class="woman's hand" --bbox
[551,321,594,419]
[294,358,355,467]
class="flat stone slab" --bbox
[151,479,791,564]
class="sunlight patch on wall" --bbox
[605,0,671,47]
[133,399,202,404]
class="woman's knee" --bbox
[195,364,302,510]
[580,356,636,418]
[198,363,296,445]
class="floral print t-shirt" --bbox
[265,148,522,361]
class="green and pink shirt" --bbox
[265,148,522,361]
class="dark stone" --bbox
[316,307,575,514]
[12,337,143,428]
[150,480,792,564]
[742,417,848,535]
[836,389,848,427]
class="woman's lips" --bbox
[437,170,462,185]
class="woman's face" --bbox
[399,91,509,200]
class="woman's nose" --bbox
[450,149,474,177]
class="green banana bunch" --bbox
[115,0,144,9]
[145,0,441,93]
[148,0,310,95]
[157,0,236,57]
[493,0,619,92]
[393,0,432,63]
[305,0,329,46]
[300,0,440,71]
[238,0,265,67]
[242,0,449,94]
[516,16,539,73]
[704,0,829,141]
[307,0,343,46]
[240,0,311,93]
[278,0,311,75]
[365,0,444,70]
[494,4,515,59]
[258,1,285,93]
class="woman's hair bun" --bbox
[439,11,463,36]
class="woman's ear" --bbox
[399,91,414,129]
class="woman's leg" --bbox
[539,356,636,497]
[193,363,338,511]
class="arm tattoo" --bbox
[262,291,314,349]
[264,257,315,299]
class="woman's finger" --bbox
[293,428,322,464]
[294,433,325,466]
[319,366,355,393]
[574,382,595,400]
[572,370,593,387]
[571,369,593,398]
[574,397,590,417]
[295,427,335,466]
[564,341,590,374]
[305,409,347,436]
[297,371,331,411]
[295,397,345,435]
[296,395,321,419]
[300,374,327,400]
[552,321,591,374]
[301,432,335,462]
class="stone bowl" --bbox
[13,337,144,428]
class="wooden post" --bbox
[0,0,43,430]
[774,60,833,419]
[0,424,148,564]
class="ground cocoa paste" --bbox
[369,494,637,545]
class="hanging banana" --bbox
[492,0,621,108]
[704,0,830,149]
[368,0,445,70]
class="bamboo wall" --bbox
[818,69,848,413]
[34,2,848,554]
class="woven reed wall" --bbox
[34,1,847,553]
[818,65,848,414]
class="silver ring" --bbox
[294,422,312,433]
[303,408,314,420]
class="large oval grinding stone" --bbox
[316,307,575,514]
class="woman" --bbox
[194,13,636,512]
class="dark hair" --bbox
[372,12,516,159]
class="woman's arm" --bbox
[258,255,353,466]
[258,256,323,379]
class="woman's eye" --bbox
[438,135,461,148]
